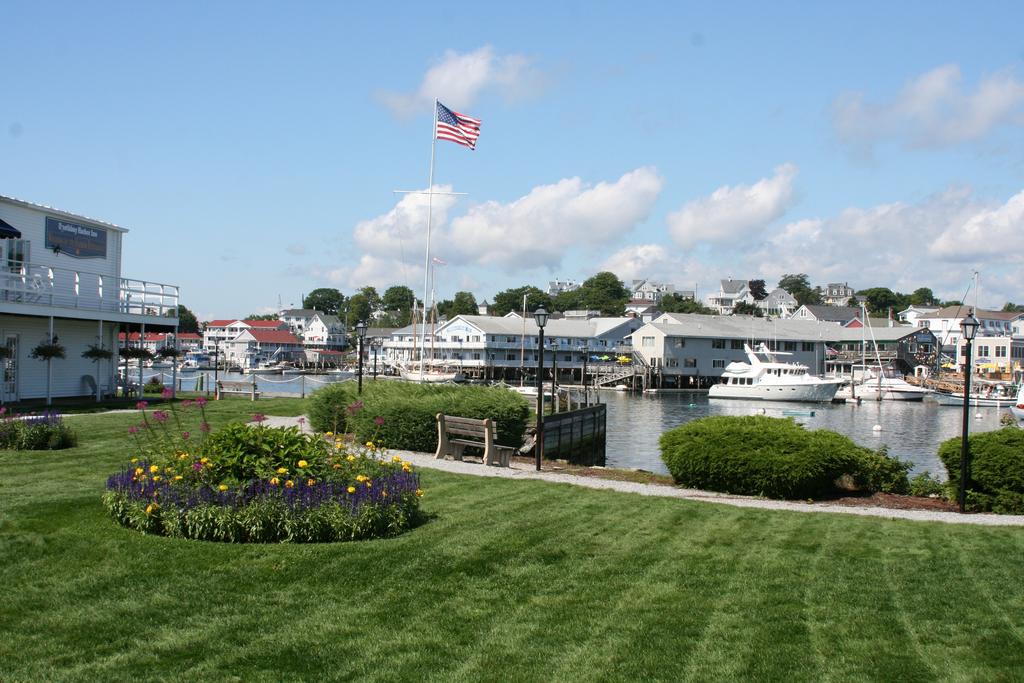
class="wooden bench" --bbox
[435,413,516,467]
[216,380,261,401]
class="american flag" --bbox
[435,101,481,150]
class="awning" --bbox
[0,218,21,239]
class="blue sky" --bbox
[3,1,1024,320]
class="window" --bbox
[564,355,572,362]
[673,339,686,348]
[712,359,726,368]
[783,341,796,351]
[712,339,725,349]
[506,336,515,343]
[506,353,517,360]
[731,340,744,349]
[641,336,655,347]
[802,342,814,352]
[666,358,678,367]
[995,346,1007,358]
[684,358,697,368]
[978,345,990,357]
[473,353,480,360]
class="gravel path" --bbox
[275,416,1024,527]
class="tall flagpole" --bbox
[419,99,439,383]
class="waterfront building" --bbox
[953,335,1024,376]
[202,318,287,352]
[915,306,1020,353]
[381,314,644,381]
[630,313,938,388]
[279,308,347,352]
[222,329,303,367]
[119,331,202,354]
[0,194,178,401]
[898,305,939,326]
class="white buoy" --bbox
[872,424,882,432]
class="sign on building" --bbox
[45,217,107,259]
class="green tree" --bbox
[551,288,583,312]
[846,296,861,308]
[303,288,345,315]
[171,305,199,333]
[380,285,416,327]
[448,291,478,317]
[778,274,821,306]
[347,293,372,327]
[659,294,715,315]
[578,272,630,315]
[1002,302,1024,313]
[910,287,939,306]
[732,301,763,316]
[747,279,768,301]
[359,286,382,314]
[492,286,551,317]
[857,287,901,315]
[244,313,278,321]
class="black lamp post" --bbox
[355,320,368,394]
[533,307,548,472]
[581,343,589,407]
[958,310,980,513]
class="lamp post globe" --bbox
[355,320,368,394]
[533,307,548,472]
[958,310,980,513]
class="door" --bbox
[3,334,18,402]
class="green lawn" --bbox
[2,399,1023,682]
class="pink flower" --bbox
[346,400,364,416]
[180,399,193,409]
[251,413,267,423]
[297,417,306,425]
[195,397,208,407]
[0,406,6,415]
[374,416,385,426]
[152,410,169,423]
[200,421,211,433]
[182,431,190,440]
[192,462,203,471]
[161,387,174,399]
[128,425,139,435]
[136,401,149,410]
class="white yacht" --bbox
[1009,385,1024,427]
[709,344,842,403]
[835,366,932,402]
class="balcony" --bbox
[0,261,178,320]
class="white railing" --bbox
[0,262,178,318]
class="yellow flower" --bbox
[392,456,402,463]
[152,475,161,482]
[285,480,294,488]
[218,484,229,491]
[149,465,159,473]
[325,431,333,437]
[346,486,356,494]
[134,467,144,476]
[200,457,209,464]
[297,460,308,468]
[355,474,367,482]
[365,481,372,488]
[270,477,280,486]
[277,467,288,474]
[402,464,412,473]
[381,490,388,498]
[332,463,341,469]
[164,467,173,474]
[307,478,316,486]
[346,455,356,462]
[334,443,342,450]
[415,489,424,497]
[365,441,374,449]
[138,475,147,482]
[145,503,157,515]
[130,457,138,464]
[173,475,183,481]
[178,453,188,460]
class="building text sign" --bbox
[45,217,107,259]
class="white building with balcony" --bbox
[0,194,178,401]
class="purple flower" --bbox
[128,425,139,435]
[182,431,190,440]
[152,410,169,423]
[161,388,174,399]
[181,399,193,409]
[200,421,211,433]
[251,413,267,423]
[192,462,203,471]
[136,401,149,410]
[374,416,385,426]
[195,397,208,407]
[346,400,364,416]
[297,417,306,425]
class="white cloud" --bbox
[378,46,545,117]
[347,254,424,292]
[747,187,1021,305]
[832,64,1024,153]
[599,243,719,292]
[444,167,663,270]
[353,186,458,260]
[931,188,1024,262]
[666,164,798,248]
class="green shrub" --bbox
[909,471,948,498]
[938,428,1024,514]
[308,382,530,452]
[659,415,910,500]
[0,411,78,450]
[142,377,165,395]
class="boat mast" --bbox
[520,293,527,386]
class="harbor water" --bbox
[600,391,1007,478]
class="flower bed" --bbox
[0,408,78,450]
[103,392,423,543]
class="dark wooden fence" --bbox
[542,404,606,467]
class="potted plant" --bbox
[30,337,65,406]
